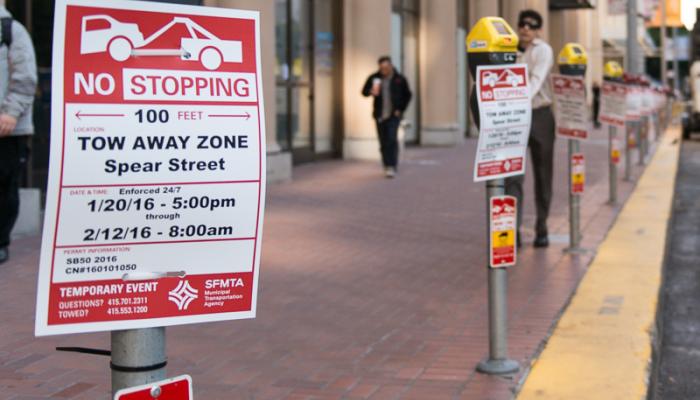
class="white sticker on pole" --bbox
[551,74,590,140]
[599,81,627,128]
[35,0,267,336]
[473,64,531,182]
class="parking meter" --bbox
[558,43,587,77]
[466,17,519,128]
[603,61,623,82]
[466,16,520,376]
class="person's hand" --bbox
[370,86,380,97]
[0,114,17,137]
[394,110,402,118]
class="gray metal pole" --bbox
[627,0,641,74]
[660,0,667,87]
[672,27,680,92]
[608,125,618,204]
[638,116,647,165]
[111,328,167,396]
[566,139,582,252]
[477,179,519,376]
[625,121,633,181]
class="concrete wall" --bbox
[342,0,392,161]
[204,0,292,182]
[419,0,461,146]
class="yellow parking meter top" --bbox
[558,43,588,66]
[466,17,519,54]
[604,61,624,79]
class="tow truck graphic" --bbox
[80,15,242,70]
[482,69,524,88]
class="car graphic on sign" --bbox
[482,69,524,88]
[80,15,242,70]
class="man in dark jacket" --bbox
[361,56,412,178]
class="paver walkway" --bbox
[1,130,650,399]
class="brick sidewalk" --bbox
[1,132,649,399]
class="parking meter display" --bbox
[35,0,267,336]
[473,64,531,182]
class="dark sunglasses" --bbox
[518,21,540,30]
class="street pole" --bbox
[661,0,667,87]
[626,0,641,75]
[111,327,167,396]
[625,121,633,181]
[608,125,618,204]
[639,116,647,165]
[672,27,680,93]
[476,178,519,376]
[567,139,582,251]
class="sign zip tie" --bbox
[131,48,191,58]
[56,347,111,356]
[122,271,186,281]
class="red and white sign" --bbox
[600,81,627,128]
[551,74,589,140]
[626,85,642,121]
[114,375,192,400]
[473,64,531,182]
[35,0,266,336]
[571,153,585,194]
[489,196,517,268]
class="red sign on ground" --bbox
[114,375,192,400]
[35,0,267,336]
[489,196,517,268]
[571,153,585,194]
[473,65,531,182]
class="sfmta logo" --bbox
[168,280,199,311]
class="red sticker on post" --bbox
[611,138,621,164]
[35,0,267,336]
[571,153,585,194]
[114,375,192,400]
[489,196,517,268]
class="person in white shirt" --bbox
[506,9,555,248]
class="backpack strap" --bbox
[1,18,12,48]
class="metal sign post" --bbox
[567,139,582,250]
[479,180,519,375]
[608,125,618,204]
[625,121,634,181]
[554,43,588,254]
[111,328,167,395]
[639,116,647,165]
[467,17,525,376]
[599,64,625,205]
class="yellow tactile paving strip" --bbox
[517,128,680,400]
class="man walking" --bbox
[0,3,38,264]
[361,56,412,178]
[506,9,555,247]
